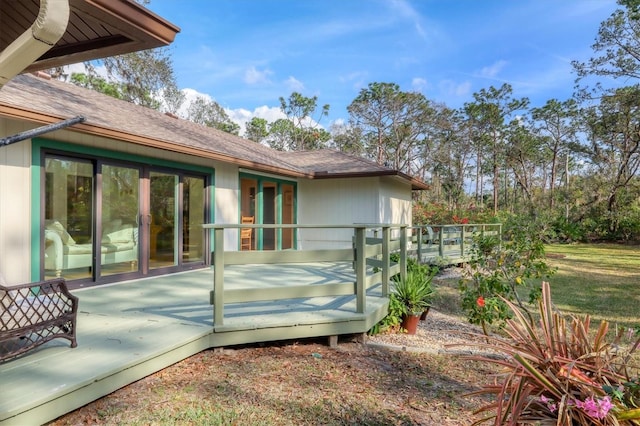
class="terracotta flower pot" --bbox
[401,313,421,335]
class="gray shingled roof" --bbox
[0,74,427,189]
[283,149,390,174]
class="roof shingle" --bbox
[0,74,427,189]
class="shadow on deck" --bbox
[0,223,500,424]
[0,265,387,425]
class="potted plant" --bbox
[392,269,434,334]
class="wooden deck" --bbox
[0,223,499,425]
[0,264,388,426]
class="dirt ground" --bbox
[48,318,497,425]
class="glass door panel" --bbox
[150,172,178,269]
[281,184,295,249]
[183,176,205,262]
[262,182,276,250]
[240,178,257,250]
[100,164,140,277]
[44,157,94,280]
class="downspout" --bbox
[0,0,70,89]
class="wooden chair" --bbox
[240,216,254,250]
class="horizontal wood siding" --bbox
[297,178,379,249]
[0,119,33,283]
[211,162,240,248]
[379,179,412,239]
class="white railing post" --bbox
[400,225,407,281]
[354,226,366,313]
[416,226,423,264]
[212,227,225,325]
[381,225,390,297]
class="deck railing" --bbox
[409,223,502,264]
[202,224,408,326]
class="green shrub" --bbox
[368,294,405,335]
[459,214,555,334]
[369,256,438,335]
[392,269,435,315]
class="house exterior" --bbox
[0,1,427,289]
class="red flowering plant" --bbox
[459,215,556,335]
[451,282,640,425]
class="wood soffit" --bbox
[0,0,180,73]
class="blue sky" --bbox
[145,0,619,129]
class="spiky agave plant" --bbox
[451,281,640,425]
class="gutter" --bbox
[0,116,85,148]
[0,0,70,89]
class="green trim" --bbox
[34,138,213,174]
[31,138,216,281]
[30,150,43,281]
[238,172,296,186]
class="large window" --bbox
[43,152,208,285]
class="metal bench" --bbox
[1,276,78,362]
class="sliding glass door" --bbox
[149,171,178,269]
[44,157,95,280]
[43,152,207,285]
[100,164,141,277]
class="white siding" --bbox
[0,120,34,283]
[212,162,240,249]
[378,178,412,224]
[297,177,379,249]
[379,178,413,240]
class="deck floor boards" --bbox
[0,263,387,425]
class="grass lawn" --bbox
[545,243,640,329]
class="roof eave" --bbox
[22,0,180,73]
[0,104,312,180]
[313,170,429,190]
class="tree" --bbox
[276,92,330,151]
[572,3,640,82]
[428,106,474,210]
[69,72,124,100]
[184,95,239,135]
[329,122,365,156]
[464,84,529,214]
[529,99,580,210]
[504,121,544,208]
[97,47,181,110]
[347,82,435,175]
[267,119,296,151]
[581,85,640,234]
[245,117,269,143]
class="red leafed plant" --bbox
[451,281,640,425]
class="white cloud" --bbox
[227,105,286,136]
[389,0,427,40]
[479,60,508,78]
[285,76,305,92]
[244,66,273,85]
[438,80,472,99]
[411,77,428,92]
